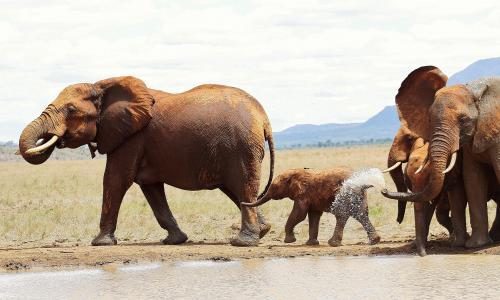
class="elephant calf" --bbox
[242,167,381,246]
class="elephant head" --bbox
[383,66,447,222]
[19,76,155,164]
[241,170,306,207]
[383,71,500,202]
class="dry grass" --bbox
[0,145,496,247]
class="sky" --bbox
[1,0,500,141]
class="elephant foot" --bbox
[162,231,188,245]
[416,247,427,257]
[489,229,500,242]
[368,234,381,245]
[465,234,492,248]
[259,223,272,239]
[305,239,319,246]
[328,238,342,247]
[91,232,117,246]
[230,230,259,247]
[449,232,468,247]
[284,235,296,243]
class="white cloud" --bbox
[1,0,500,140]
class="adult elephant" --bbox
[18,76,275,247]
[389,138,458,256]
[383,67,467,256]
[382,67,500,248]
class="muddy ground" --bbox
[2,237,499,272]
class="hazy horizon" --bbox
[2,1,500,141]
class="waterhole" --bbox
[0,255,497,299]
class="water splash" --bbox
[331,168,386,228]
[342,168,386,192]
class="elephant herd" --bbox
[382,66,500,256]
[17,66,499,256]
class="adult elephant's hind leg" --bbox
[229,178,262,247]
[220,187,271,238]
[140,183,187,245]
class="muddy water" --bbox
[0,255,498,299]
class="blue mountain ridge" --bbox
[274,57,500,148]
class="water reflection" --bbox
[0,255,498,299]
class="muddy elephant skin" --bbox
[382,66,500,249]
[18,77,275,247]
[242,167,380,246]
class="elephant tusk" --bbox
[25,135,59,154]
[382,161,401,173]
[442,152,457,174]
[415,164,424,174]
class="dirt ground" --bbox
[2,237,500,272]
[2,146,499,272]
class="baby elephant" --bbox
[242,167,381,246]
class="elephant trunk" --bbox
[382,123,457,203]
[387,155,408,223]
[19,109,58,165]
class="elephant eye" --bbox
[67,104,78,114]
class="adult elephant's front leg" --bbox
[463,152,491,248]
[140,183,188,245]
[447,184,468,247]
[91,158,134,246]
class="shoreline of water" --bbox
[1,255,498,299]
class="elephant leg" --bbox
[353,212,381,246]
[463,153,491,248]
[284,201,308,243]
[488,144,500,184]
[229,177,262,247]
[220,187,271,238]
[140,183,187,245]
[489,205,500,242]
[306,210,323,245]
[328,215,348,247]
[435,197,453,236]
[92,154,136,246]
[447,184,468,247]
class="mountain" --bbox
[274,106,399,148]
[448,57,500,85]
[274,57,500,148]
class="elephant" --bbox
[393,137,459,255]
[18,76,275,247]
[382,66,500,248]
[242,167,381,247]
[383,67,469,255]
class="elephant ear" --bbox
[396,66,448,139]
[94,76,155,154]
[467,78,500,153]
[289,178,305,197]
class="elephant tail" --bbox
[256,125,275,201]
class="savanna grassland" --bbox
[1,145,498,269]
